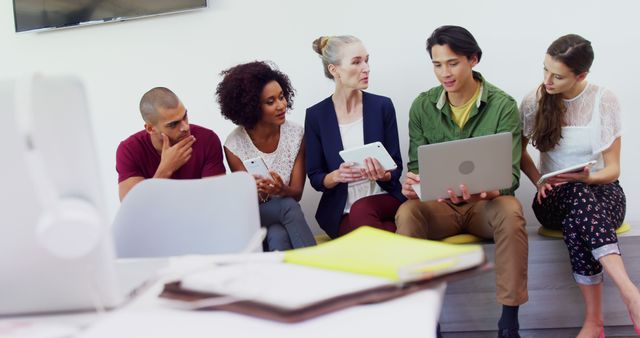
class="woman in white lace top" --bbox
[520,34,639,337]
[216,61,315,251]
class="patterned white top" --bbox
[224,120,303,187]
[520,83,622,154]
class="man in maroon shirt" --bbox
[116,87,226,200]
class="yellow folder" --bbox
[284,226,484,282]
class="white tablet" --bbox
[243,157,272,179]
[536,160,597,186]
[339,142,398,171]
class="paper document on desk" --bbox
[161,262,406,323]
[159,227,488,323]
[284,226,485,282]
[177,262,390,310]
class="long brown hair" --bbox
[532,34,594,152]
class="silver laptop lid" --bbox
[417,132,512,201]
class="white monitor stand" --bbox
[0,76,123,315]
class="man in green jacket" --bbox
[395,26,527,338]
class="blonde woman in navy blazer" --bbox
[305,35,405,239]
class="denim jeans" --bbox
[259,197,316,251]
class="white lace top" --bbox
[224,120,303,187]
[520,83,622,154]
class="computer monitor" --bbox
[13,0,208,33]
[0,75,123,315]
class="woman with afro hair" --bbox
[217,61,316,251]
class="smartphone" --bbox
[536,160,597,186]
[339,142,398,171]
[242,157,272,179]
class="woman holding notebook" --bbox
[304,35,405,239]
[520,34,639,337]
[217,61,315,251]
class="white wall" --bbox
[2,0,639,232]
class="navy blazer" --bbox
[304,92,406,238]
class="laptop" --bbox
[415,132,512,201]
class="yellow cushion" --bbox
[441,233,484,244]
[318,232,488,245]
[314,234,332,244]
[617,222,632,234]
[538,222,631,239]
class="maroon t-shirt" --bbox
[116,124,226,183]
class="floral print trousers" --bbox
[532,181,626,284]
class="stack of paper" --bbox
[178,262,390,310]
[161,226,486,322]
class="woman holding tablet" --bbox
[305,35,405,238]
[217,61,315,251]
[520,34,639,337]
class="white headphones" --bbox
[15,75,103,259]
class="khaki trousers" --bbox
[395,196,528,306]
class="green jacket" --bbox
[407,72,521,195]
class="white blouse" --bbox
[338,117,382,213]
[520,83,622,174]
[224,120,303,187]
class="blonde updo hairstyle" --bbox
[312,35,361,80]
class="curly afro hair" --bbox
[216,61,295,130]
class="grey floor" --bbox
[443,325,637,338]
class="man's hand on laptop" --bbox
[402,172,421,200]
[438,184,500,204]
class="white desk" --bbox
[1,256,446,338]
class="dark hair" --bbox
[139,87,180,124]
[426,25,482,62]
[216,61,295,130]
[532,34,594,152]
